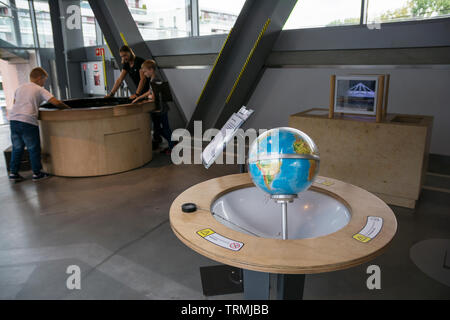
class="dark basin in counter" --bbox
[40,97,132,109]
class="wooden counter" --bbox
[289,108,433,208]
[39,100,155,177]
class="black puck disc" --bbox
[182,203,197,213]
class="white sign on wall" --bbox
[81,61,106,96]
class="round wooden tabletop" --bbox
[170,174,397,274]
[39,101,155,121]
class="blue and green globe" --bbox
[248,128,320,196]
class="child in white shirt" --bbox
[8,67,70,182]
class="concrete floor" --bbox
[0,124,449,300]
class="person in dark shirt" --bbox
[132,59,175,154]
[105,45,149,99]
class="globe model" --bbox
[248,127,320,196]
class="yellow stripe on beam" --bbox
[105,40,113,56]
[102,52,108,91]
[120,32,128,46]
[226,18,271,104]
[196,28,234,106]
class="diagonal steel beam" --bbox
[48,0,85,99]
[88,0,187,125]
[48,0,69,99]
[188,0,298,131]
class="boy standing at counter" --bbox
[132,60,175,153]
[8,67,70,182]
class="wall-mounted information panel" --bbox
[81,62,106,96]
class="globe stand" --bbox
[197,158,247,297]
[271,194,298,240]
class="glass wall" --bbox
[284,0,362,30]
[0,0,448,49]
[0,0,34,47]
[367,0,450,24]
[127,0,191,41]
[198,0,246,35]
[34,0,53,48]
[80,1,99,46]
[15,0,34,46]
[0,1,17,45]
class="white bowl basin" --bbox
[211,187,351,240]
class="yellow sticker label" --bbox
[314,178,335,186]
[353,216,383,243]
[353,233,372,243]
[197,228,244,251]
[197,229,215,238]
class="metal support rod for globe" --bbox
[272,194,298,240]
[281,202,288,240]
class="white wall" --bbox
[160,66,450,156]
[163,67,212,122]
[0,52,38,111]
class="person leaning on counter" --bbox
[8,67,70,183]
[132,59,175,154]
[104,45,149,100]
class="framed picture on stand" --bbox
[329,74,389,122]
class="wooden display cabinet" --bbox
[289,108,433,208]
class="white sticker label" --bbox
[353,216,383,243]
[197,229,244,251]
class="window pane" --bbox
[0,0,35,47]
[284,0,362,29]
[0,1,18,45]
[16,0,34,47]
[128,0,191,40]
[81,1,98,47]
[367,0,450,24]
[199,0,245,35]
[34,0,53,48]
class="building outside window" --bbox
[34,0,53,48]
[0,0,34,47]
[127,0,139,8]
[15,0,34,47]
[80,1,98,47]
[198,0,245,35]
[0,1,17,44]
[127,0,191,41]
